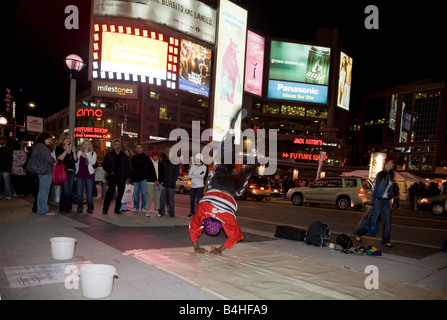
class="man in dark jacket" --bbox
[102,139,131,214]
[130,143,150,214]
[159,149,180,217]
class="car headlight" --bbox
[419,198,429,204]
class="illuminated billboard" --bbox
[268,40,331,104]
[93,0,217,44]
[178,39,212,97]
[91,24,179,89]
[337,51,353,111]
[101,31,168,80]
[269,41,331,85]
[212,0,247,142]
[244,30,265,96]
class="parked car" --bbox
[175,176,191,194]
[286,176,373,210]
[418,193,446,216]
[236,175,271,201]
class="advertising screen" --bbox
[91,24,179,89]
[178,39,212,97]
[269,41,331,86]
[268,80,328,104]
[337,51,353,111]
[101,31,168,80]
[244,30,265,96]
[212,0,247,143]
[93,0,217,44]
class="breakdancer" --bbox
[188,109,256,255]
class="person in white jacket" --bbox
[188,153,207,218]
[75,140,97,213]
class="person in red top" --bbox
[188,108,255,255]
[189,189,243,255]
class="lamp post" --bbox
[64,54,85,139]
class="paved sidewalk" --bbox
[0,196,446,301]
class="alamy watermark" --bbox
[168,121,278,175]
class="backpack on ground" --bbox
[305,221,330,247]
[336,233,353,250]
[274,225,306,241]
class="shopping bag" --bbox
[52,163,67,185]
[356,208,376,235]
[121,184,134,204]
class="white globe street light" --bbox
[65,54,85,139]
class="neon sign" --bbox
[76,109,103,117]
[282,152,328,161]
[293,138,323,145]
[74,127,109,139]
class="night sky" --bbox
[1,0,446,123]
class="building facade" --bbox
[353,80,446,178]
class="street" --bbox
[173,193,447,258]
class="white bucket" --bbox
[49,237,76,260]
[79,264,118,299]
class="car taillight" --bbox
[187,181,191,185]
[358,187,365,197]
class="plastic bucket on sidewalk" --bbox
[49,237,76,260]
[79,264,118,299]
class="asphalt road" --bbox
[175,193,447,259]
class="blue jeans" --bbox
[76,178,94,212]
[160,187,176,216]
[0,171,11,198]
[133,179,147,210]
[37,174,52,215]
[369,198,391,245]
[190,187,203,215]
[59,170,75,212]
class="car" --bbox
[286,176,373,210]
[175,175,191,194]
[418,193,446,216]
[236,175,271,201]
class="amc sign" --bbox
[76,108,103,118]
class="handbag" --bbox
[121,184,135,204]
[52,162,68,185]
[26,153,48,175]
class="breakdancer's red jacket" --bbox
[188,189,243,250]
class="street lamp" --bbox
[65,54,85,139]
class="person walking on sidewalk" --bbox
[75,140,97,214]
[130,143,150,214]
[159,149,180,217]
[188,153,207,218]
[31,131,56,215]
[0,135,13,201]
[55,132,78,214]
[11,142,27,197]
[145,149,164,217]
[102,139,131,214]
[355,156,395,247]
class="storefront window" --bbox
[305,107,327,118]
[396,155,407,171]
[159,104,176,120]
[261,104,280,114]
[281,105,305,116]
[408,155,420,171]
[421,155,433,173]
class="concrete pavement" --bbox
[1,194,446,301]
